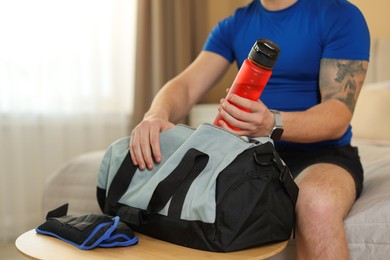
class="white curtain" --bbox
[0,0,137,242]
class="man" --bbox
[130,0,370,258]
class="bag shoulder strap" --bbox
[253,142,299,207]
[272,147,299,207]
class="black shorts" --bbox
[276,144,364,199]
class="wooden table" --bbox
[16,229,287,259]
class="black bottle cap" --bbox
[249,39,280,69]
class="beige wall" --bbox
[201,0,389,103]
[352,0,390,39]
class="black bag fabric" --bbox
[96,124,298,252]
[36,204,138,250]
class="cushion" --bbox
[351,81,390,140]
[42,151,104,218]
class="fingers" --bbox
[149,126,162,164]
[129,125,153,171]
[149,121,175,166]
[140,129,156,170]
[129,131,138,166]
[129,120,174,171]
[226,93,260,112]
[219,96,252,128]
[218,94,269,137]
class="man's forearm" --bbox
[280,99,352,143]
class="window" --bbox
[0,0,136,115]
[0,0,137,242]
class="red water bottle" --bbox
[213,39,280,130]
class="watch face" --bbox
[271,128,284,141]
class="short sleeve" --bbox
[321,2,370,61]
[202,16,235,63]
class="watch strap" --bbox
[269,110,284,141]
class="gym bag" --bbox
[96,123,298,252]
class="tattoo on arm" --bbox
[320,59,368,113]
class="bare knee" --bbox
[296,185,341,224]
[294,163,356,222]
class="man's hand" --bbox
[216,93,275,138]
[129,118,174,170]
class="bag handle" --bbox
[116,148,208,225]
[148,148,209,214]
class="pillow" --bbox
[351,81,390,141]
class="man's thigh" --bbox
[277,145,364,198]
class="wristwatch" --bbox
[269,110,284,141]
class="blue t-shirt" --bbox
[203,0,370,149]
